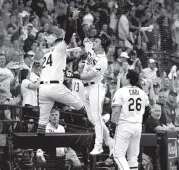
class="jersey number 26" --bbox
[42,54,53,69]
[128,98,141,111]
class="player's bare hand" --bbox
[72,9,80,20]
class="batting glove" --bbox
[63,69,81,79]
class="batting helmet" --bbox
[94,33,111,51]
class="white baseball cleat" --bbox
[37,149,46,163]
[102,114,110,123]
[90,147,103,155]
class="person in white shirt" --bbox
[0,50,14,98]
[142,59,158,82]
[21,51,35,71]
[37,108,81,170]
[20,69,40,107]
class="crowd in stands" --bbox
[0,0,179,169]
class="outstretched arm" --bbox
[64,9,81,45]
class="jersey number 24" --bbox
[42,54,53,69]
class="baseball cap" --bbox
[169,90,178,97]
[153,82,160,88]
[120,52,130,58]
[149,58,156,63]
[27,23,33,27]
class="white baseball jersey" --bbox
[40,40,67,83]
[83,38,108,83]
[112,86,149,123]
[71,78,85,102]
[46,122,65,157]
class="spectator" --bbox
[0,50,14,98]
[30,60,41,82]
[23,23,36,52]
[37,108,81,170]
[144,104,166,170]
[158,16,173,52]
[153,82,161,104]
[2,1,11,29]
[20,69,40,107]
[118,6,132,48]
[162,90,177,127]
[160,77,171,100]
[142,58,158,82]
[109,6,118,32]
[82,5,94,28]
[117,60,129,88]
[21,51,35,71]
[172,13,179,54]
[129,50,142,73]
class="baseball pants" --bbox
[38,83,84,127]
[83,83,112,148]
[113,122,142,170]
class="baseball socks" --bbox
[37,124,46,136]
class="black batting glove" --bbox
[63,69,81,79]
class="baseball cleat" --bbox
[37,149,46,163]
[90,147,103,155]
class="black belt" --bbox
[83,82,95,87]
[40,81,59,84]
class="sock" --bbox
[37,124,46,136]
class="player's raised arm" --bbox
[64,9,80,45]
[63,33,111,81]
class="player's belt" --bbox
[83,82,95,87]
[40,81,59,84]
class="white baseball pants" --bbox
[113,121,142,170]
[83,83,112,148]
[39,83,84,126]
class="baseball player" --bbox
[64,33,113,155]
[111,70,150,170]
[37,10,86,136]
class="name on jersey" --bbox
[87,52,97,66]
[129,89,139,95]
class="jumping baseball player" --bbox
[37,10,86,136]
[111,70,150,170]
[64,33,113,155]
